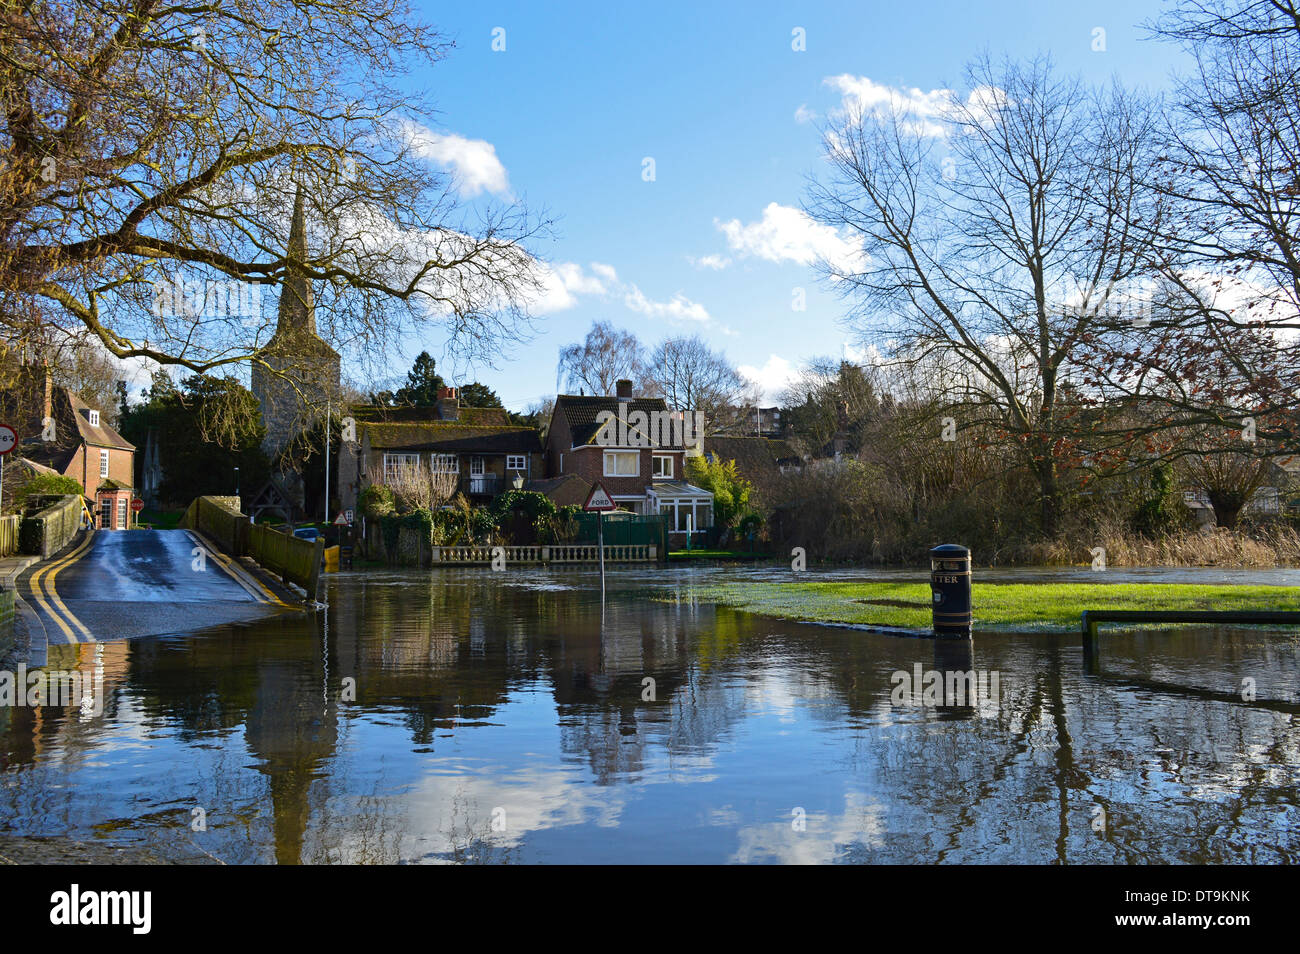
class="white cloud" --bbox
[623,285,710,323]
[688,254,731,270]
[590,262,619,285]
[738,354,799,404]
[843,342,885,366]
[552,261,609,296]
[527,259,712,325]
[716,202,865,274]
[794,104,818,124]
[824,75,1006,137]
[403,123,511,197]
[528,261,614,314]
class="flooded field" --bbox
[1,566,1297,863]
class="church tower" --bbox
[251,185,341,459]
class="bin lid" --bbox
[929,543,970,557]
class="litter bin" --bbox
[929,544,971,638]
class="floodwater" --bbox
[0,566,1297,864]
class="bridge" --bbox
[16,528,297,656]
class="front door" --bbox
[99,496,114,529]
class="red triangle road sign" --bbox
[583,482,617,512]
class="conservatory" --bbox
[644,481,714,536]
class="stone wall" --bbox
[19,495,82,559]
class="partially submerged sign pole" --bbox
[584,482,616,600]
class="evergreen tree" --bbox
[457,382,503,408]
[392,352,445,406]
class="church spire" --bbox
[276,183,315,337]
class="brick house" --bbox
[545,379,713,544]
[0,364,136,529]
[339,387,543,512]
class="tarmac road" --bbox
[17,529,292,646]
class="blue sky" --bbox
[389,0,1188,411]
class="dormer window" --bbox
[88,410,99,426]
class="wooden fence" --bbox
[431,544,657,564]
[0,514,19,557]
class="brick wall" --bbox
[64,444,134,497]
[559,446,686,497]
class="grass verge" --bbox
[682,580,1300,632]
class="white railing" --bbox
[431,544,657,564]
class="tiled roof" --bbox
[366,422,541,454]
[66,390,134,450]
[0,385,132,473]
[553,394,675,446]
[350,404,510,427]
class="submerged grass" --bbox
[684,580,1300,632]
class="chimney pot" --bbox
[616,379,633,399]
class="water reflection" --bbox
[0,567,1296,864]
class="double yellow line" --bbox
[28,531,96,644]
[185,531,292,608]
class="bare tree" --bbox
[1,1,548,387]
[1114,1,1300,450]
[645,334,755,434]
[381,462,458,513]
[805,55,1166,534]
[556,320,648,395]
[1180,435,1272,529]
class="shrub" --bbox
[490,490,556,544]
[7,472,83,513]
[358,483,396,518]
[686,456,753,530]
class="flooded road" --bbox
[1,566,1297,864]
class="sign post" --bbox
[0,424,17,515]
[583,482,616,600]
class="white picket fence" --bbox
[431,544,657,564]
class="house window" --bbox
[506,455,526,471]
[118,498,128,527]
[383,453,420,483]
[99,449,110,478]
[604,451,638,477]
[88,410,99,426]
[469,456,484,476]
[430,453,459,474]
[652,455,673,479]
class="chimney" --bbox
[615,379,633,400]
[436,385,459,421]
